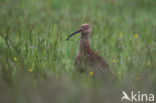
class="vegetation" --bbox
[0,0,156,102]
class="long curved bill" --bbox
[66,29,81,41]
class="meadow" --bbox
[0,0,156,103]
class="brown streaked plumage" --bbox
[66,24,110,74]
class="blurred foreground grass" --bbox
[0,0,156,103]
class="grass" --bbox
[0,0,156,103]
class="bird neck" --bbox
[78,35,90,52]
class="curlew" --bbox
[66,24,111,75]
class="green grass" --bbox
[0,0,156,103]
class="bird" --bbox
[66,24,111,75]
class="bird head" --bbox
[80,24,92,34]
[66,24,92,41]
